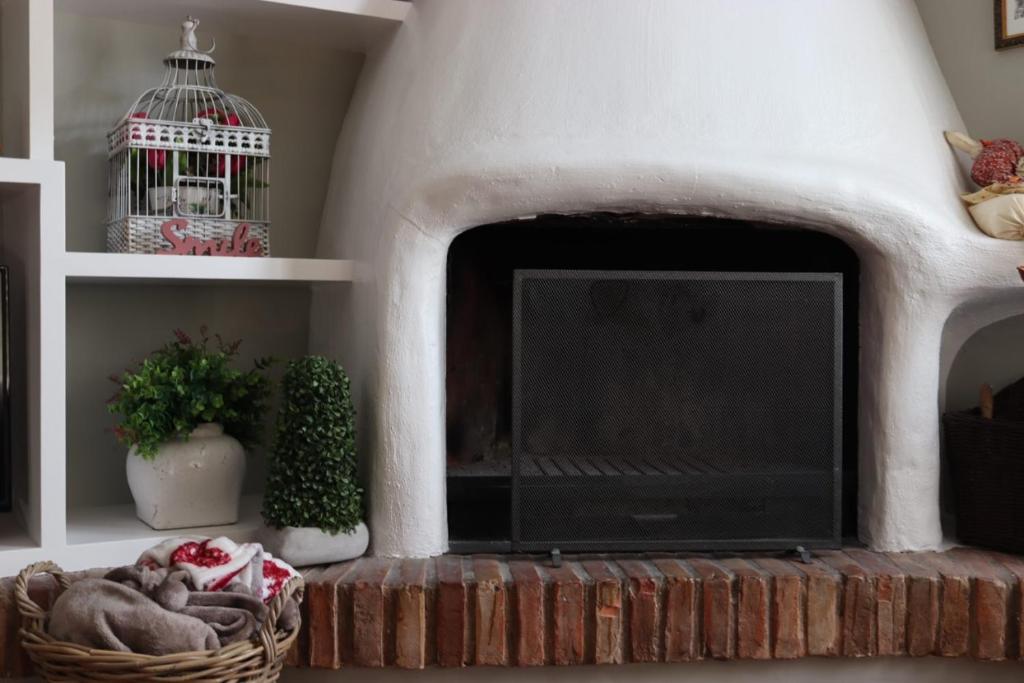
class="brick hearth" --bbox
[2,548,1024,676]
[283,548,1024,669]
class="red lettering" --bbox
[156,220,264,257]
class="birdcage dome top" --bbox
[116,16,268,131]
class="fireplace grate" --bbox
[512,269,843,551]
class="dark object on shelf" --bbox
[0,266,10,513]
[944,378,1024,553]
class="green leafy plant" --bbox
[108,328,272,459]
[262,356,363,534]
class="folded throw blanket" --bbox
[46,537,301,656]
[48,578,220,655]
[106,565,269,646]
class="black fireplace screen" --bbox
[510,269,843,550]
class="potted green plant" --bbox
[108,328,272,529]
[259,355,368,566]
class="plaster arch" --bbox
[311,0,1024,556]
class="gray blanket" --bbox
[47,565,288,655]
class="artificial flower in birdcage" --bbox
[106,16,270,256]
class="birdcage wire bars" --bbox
[107,18,271,256]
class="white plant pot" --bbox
[176,186,219,215]
[126,423,246,530]
[147,186,220,215]
[147,186,174,212]
[259,522,369,567]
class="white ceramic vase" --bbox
[147,186,218,214]
[146,186,174,212]
[259,522,369,567]
[126,423,246,530]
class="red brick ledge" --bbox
[2,549,1024,675]
[282,548,1024,669]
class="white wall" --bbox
[915,0,1024,408]
[54,11,363,509]
[0,0,29,158]
[280,658,1023,683]
[916,0,1024,143]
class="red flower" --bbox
[146,149,166,170]
[195,109,244,176]
[218,155,244,175]
[196,108,227,123]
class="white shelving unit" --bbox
[0,0,407,576]
[64,253,357,284]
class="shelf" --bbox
[63,252,356,284]
[260,0,409,21]
[0,157,62,186]
[67,495,263,548]
[55,0,410,52]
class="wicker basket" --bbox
[106,217,271,255]
[15,561,303,682]
[943,409,1024,553]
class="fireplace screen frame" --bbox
[510,269,844,552]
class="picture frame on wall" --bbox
[995,0,1024,49]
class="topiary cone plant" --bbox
[259,356,368,566]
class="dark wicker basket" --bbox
[943,408,1024,553]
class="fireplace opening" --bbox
[446,214,859,552]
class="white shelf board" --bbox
[0,157,62,186]
[56,0,410,52]
[64,252,356,284]
[0,498,264,575]
[260,0,409,21]
[67,494,262,548]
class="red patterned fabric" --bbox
[170,540,232,568]
[138,536,299,603]
[262,559,293,600]
[972,138,1024,186]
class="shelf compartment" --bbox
[67,494,263,547]
[64,253,356,284]
[0,512,36,552]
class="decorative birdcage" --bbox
[107,17,270,256]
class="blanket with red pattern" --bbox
[139,536,299,603]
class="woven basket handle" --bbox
[257,575,305,666]
[15,561,71,632]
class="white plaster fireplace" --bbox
[311,0,1024,557]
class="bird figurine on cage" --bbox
[106,17,270,256]
[181,16,215,54]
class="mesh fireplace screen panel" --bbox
[512,270,843,550]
